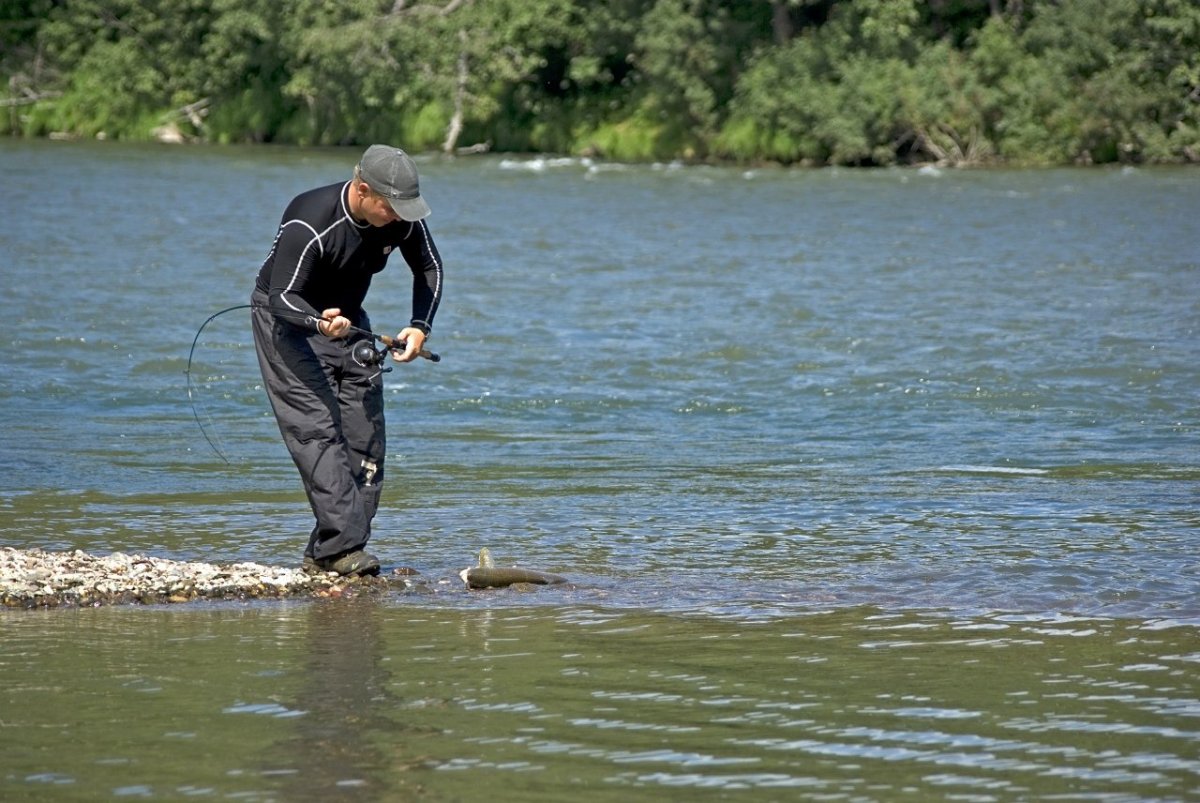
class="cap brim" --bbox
[388,195,431,222]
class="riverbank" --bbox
[0,547,399,609]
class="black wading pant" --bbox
[251,290,386,560]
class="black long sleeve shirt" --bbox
[254,181,443,334]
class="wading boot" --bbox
[303,550,381,577]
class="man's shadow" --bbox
[264,597,434,801]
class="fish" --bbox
[459,548,567,590]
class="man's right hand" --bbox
[318,307,351,338]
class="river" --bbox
[1,139,1197,801]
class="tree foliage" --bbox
[3,0,1196,165]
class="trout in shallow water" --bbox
[459,547,567,589]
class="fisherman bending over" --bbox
[251,145,443,576]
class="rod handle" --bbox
[378,334,440,363]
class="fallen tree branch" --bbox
[0,90,61,107]
[391,0,472,16]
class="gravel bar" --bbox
[1,547,396,609]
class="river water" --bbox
[1,139,1197,801]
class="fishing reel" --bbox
[352,340,392,371]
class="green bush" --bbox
[2,0,1196,165]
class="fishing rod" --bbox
[185,303,440,463]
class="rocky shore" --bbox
[0,547,400,609]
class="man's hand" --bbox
[318,308,351,338]
[390,327,427,363]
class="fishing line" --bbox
[185,305,249,464]
[185,303,440,464]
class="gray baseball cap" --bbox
[358,144,431,221]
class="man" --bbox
[251,144,443,576]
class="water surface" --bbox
[1,140,1197,800]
